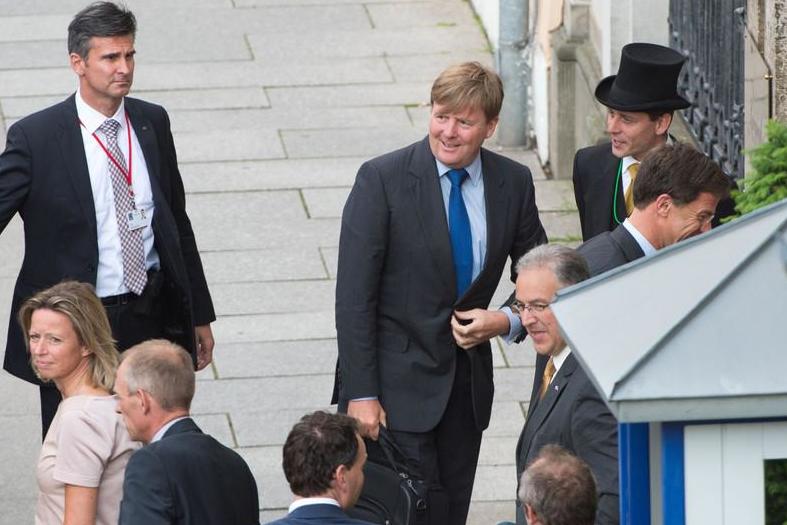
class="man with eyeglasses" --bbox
[510,244,619,525]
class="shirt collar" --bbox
[435,153,483,187]
[552,346,571,373]
[621,155,639,174]
[150,416,189,443]
[622,218,657,256]
[75,89,126,135]
[289,498,341,513]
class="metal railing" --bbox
[669,0,745,179]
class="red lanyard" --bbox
[80,111,134,192]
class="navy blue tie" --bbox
[447,169,473,296]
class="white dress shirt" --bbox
[288,497,341,513]
[76,90,159,297]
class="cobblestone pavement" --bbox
[0,1,580,522]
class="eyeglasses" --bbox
[510,300,551,315]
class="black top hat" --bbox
[595,42,691,111]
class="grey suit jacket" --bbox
[515,354,619,525]
[334,137,546,433]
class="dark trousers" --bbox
[39,297,165,439]
[386,349,483,525]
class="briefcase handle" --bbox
[375,425,415,477]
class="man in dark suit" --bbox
[267,411,373,525]
[512,245,618,525]
[572,43,690,241]
[116,340,259,525]
[528,143,731,405]
[334,62,547,523]
[0,1,215,436]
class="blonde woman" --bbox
[20,281,139,525]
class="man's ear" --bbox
[137,389,153,414]
[655,112,673,136]
[70,52,85,76]
[654,193,673,217]
[524,504,539,524]
[334,464,348,488]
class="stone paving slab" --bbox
[174,128,285,163]
[169,105,411,133]
[540,210,583,241]
[466,501,516,525]
[366,1,478,29]
[214,340,337,379]
[232,406,335,447]
[265,83,432,109]
[186,191,304,246]
[0,413,39,500]
[238,445,292,509]
[200,248,329,284]
[281,126,424,159]
[0,40,66,70]
[472,464,517,501]
[0,14,69,42]
[191,374,335,415]
[191,412,236,448]
[180,157,363,193]
[210,280,334,315]
[247,25,487,62]
[0,218,23,278]
[212,311,335,343]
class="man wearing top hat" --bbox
[572,42,691,241]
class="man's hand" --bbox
[451,309,510,349]
[194,324,215,370]
[347,399,387,440]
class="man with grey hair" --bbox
[510,245,618,525]
[518,445,597,525]
[115,339,259,524]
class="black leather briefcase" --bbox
[347,427,429,525]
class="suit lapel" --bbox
[599,148,625,230]
[408,137,455,294]
[58,95,98,234]
[469,148,507,295]
[520,354,578,463]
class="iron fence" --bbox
[669,0,745,179]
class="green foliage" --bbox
[727,119,787,220]
[765,459,787,525]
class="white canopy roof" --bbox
[552,198,787,423]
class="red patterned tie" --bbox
[99,119,147,295]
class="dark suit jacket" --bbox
[572,143,626,242]
[0,95,215,382]
[119,418,259,525]
[266,504,373,525]
[515,354,619,525]
[335,137,546,433]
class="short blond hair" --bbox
[19,281,119,390]
[430,62,504,120]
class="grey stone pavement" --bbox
[0,0,580,523]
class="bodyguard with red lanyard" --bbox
[0,2,215,437]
